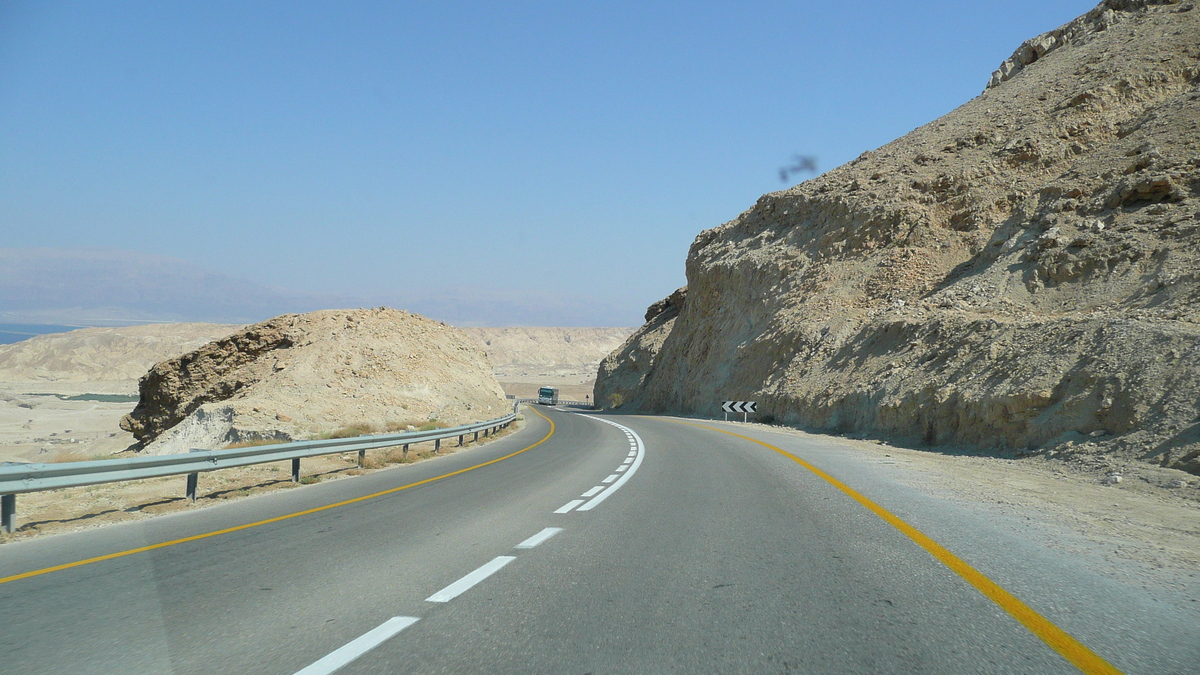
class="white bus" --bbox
[537,387,559,405]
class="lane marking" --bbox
[554,499,585,513]
[581,485,605,497]
[426,556,515,603]
[673,420,1122,675]
[515,527,563,549]
[294,616,419,675]
[576,416,645,512]
[621,457,633,464]
[628,451,636,457]
[1,407,558,587]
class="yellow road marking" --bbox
[672,420,1122,675]
[0,408,556,586]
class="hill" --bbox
[597,0,1200,477]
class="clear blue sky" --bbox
[1,1,1094,325]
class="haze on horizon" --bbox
[0,1,1094,327]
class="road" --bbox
[1,406,1196,673]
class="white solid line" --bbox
[426,556,516,602]
[293,616,419,675]
[577,416,646,512]
[516,527,563,549]
[602,474,619,483]
[581,485,605,497]
[554,499,585,514]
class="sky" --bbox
[0,1,1095,326]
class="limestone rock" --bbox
[598,1,1200,475]
[121,308,508,454]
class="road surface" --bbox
[1,406,1196,673]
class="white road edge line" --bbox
[581,485,605,497]
[577,415,645,512]
[426,556,516,603]
[516,527,563,549]
[293,616,419,675]
[554,499,585,513]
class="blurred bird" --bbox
[779,155,818,182]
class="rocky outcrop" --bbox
[597,1,1200,475]
[121,308,508,454]
[595,288,685,408]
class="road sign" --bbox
[721,401,757,421]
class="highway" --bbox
[1,406,1197,674]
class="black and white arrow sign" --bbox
[721,401,757,413]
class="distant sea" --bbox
[0,324,80,345]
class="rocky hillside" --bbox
[121,308,509,455]
[0,323,240,384]
[597,0,1200,475]
[463,327,635,379]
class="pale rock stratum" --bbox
[121,308,508,455]
[596,0,1200,475]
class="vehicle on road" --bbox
[537,387,559,405]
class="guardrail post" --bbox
[458,434,464,447]
[291,458,300,482]
[474,430,479,443]
[434,438,441,452]
[402,443,409,459]
[2,494,15,534]
[185,473,198,502]
[357,449,366,468]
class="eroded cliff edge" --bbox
[596,0,1200,474]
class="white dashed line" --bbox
[581,485,605,497]
[554,499,585,513]
[515,527,563,549]
[293,616,419,675]
[576,416,646,512]
[426,556,516,603]
[622,457,633,464]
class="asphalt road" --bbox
[1,406,1196,674]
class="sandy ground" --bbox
[0,418,522,543]
[0,381,140,463]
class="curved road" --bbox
[0,407,1196,673]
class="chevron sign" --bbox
[721,401,757,413]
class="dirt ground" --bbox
[0,418,523,544]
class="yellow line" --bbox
[671,420,1122,675]
[0,408,556,586]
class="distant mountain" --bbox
[0,247,638,327]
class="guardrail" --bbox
[515,398,594,409]
[0,406,520,534]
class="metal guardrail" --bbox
[515,398,594,409]
[0,407,519,534]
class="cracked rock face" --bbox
[121,308,508,454]
[596,0,1200,475]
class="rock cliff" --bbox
[121,308,508,454]
[596,0,1200,475]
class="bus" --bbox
[537,387,559,405]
